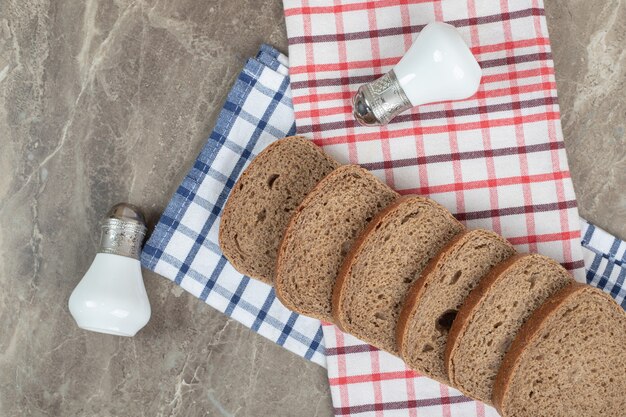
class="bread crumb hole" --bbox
[449,270,462,285]
[400,211,420,225]
[374,312,388,321]
[422,344,434,353]
[256,208,267,223]
[436,310,458,333]
[267,174,280,189]
[493,321,503,329]
[474,243,487,249]
[527,273,538,289]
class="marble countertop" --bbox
[1,1,624,416]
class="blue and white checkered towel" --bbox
[141,46,325,365]
[141,45,626,369]
[580,219,626,307]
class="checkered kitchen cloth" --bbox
[284,0,584,280]
[282,0,621,415]
[141,45,626,416]
[141,46,326,366]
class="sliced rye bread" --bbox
[332,195,464,354]
[219,136,338,284]
[275,165,398,322]
[397,229,516,384]
[492,283,626,417]
[444,254,573,404]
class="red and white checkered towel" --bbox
[283,0,584,415]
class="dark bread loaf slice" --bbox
[493,283,626,417]
[397,229,516,384]
[275,165,398,322]
[332,195,464,354]
[219,136,338,284]
[445,254,573,404]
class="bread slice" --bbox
[275,165,398,322]
[445,254,573,404]
[397,229,516,384]
[219,136,338,284]
[493,283,626,417]
[332,195,464,354]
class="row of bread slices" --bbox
[218,137,626,417]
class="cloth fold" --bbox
[141,44,625,417]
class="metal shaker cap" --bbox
[98,203,147,259]
[352,70,412,126]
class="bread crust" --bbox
[395,230,470,357]
[331,195,459,332]
[491,283,623,414]
[443,253,528,400]
[219,136,337,284]
[331,195,411,330]
[274,165,351,319]
[275,165,397,321]
[219,136,296,282]
[398,229,515,384]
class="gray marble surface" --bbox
[0,1,624,416]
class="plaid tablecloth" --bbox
[282,0,589,414]
[284,0,584,280]
[281,0,619,414]
[141,44,625,416]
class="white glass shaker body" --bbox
[69,253,151,337]
[68,203,151,337]
[394,22,482,107]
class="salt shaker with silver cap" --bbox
[353,22,482,126]
[68,203,151,337]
